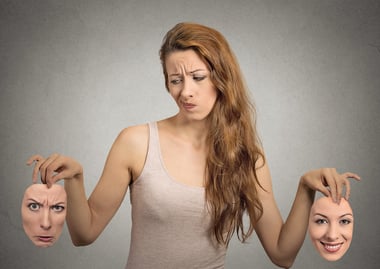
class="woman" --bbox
[27,22,360,268]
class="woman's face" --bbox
[21,184,67,247]
[308,197,354,261]
[165,49,218,122]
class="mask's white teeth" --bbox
[322,242,342,252]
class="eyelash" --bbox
[28,203,40,211]
[51,205,65,212]
[314,219,352,225]
[170,78,182,85]
[170,76,206,85]
[193,76,206,81]
[27,203,65,213]
[340,219,352,225]
[315,219,328,225]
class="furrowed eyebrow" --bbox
[53,202,66,206]
[169,69,207,77]
[27,198,41,204]
[189,69,207,74]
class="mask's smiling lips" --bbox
[320,241,343,253]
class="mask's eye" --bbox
[340,219,352,225]
[315,218,328,225]
[28,203,40,211]
[51,205,65,213]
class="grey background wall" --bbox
[1,0,379,268]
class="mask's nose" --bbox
[40,209,52,230]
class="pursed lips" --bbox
[182,101,196,109]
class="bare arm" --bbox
[27,125,148,245]
[254,160,360,268]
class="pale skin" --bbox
[27,50,360,268]
[308,196,354,261]
[21,184,67,247]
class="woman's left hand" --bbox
[301,168,361,203]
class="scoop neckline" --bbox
[154,121,206,191]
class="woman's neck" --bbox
[163,115,209,149]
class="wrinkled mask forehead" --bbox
[23,184,67,205]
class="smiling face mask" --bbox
[21,184,67,247]
[308,196,354,261]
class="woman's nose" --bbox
[40,210,51,230]
[181,78,194,98]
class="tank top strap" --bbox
[148,121,159,149]
[132,122,161,184]
[144,121,162,171]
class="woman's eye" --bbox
[28,203,40,211]
[193,76,206,81]
[51,205,65,212]
[170,78,182,85]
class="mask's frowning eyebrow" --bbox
[52,201,66,206]
[26,198,42,204]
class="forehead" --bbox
[24,184,66,202]
[311,197,353,217]
[165,50,208,72]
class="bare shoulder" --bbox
[118,124,149,143]
[116,123,149,158]
[116,123,149,180]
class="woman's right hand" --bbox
[26,154,83,187]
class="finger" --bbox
[44,155,67,187]
[26,154,43,165]
[321,168,339,203]
[334,171,359,203]
[342,172,360,200]
[333,170,344,204]
[32,161,42,183]
[310,170,332,197]
[343,172,361,181]
[331,169,351,204]
[335,171,354,204]
[51,169,70,183]
[344,178,351,200]
[27,155,45,183]
[315,184,332,198]
[39,154,59,184]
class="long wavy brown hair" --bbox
[159,22,265,245]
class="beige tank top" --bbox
[125,122,227,269]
